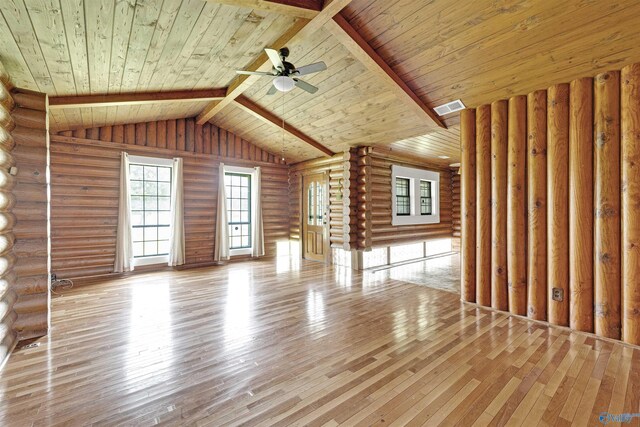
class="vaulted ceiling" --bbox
[2,0,640,164]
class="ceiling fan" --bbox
[236,47,327,95]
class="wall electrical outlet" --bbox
[552,288,564,302]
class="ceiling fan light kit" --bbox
[236,47,327,95]
[273,76,295,92]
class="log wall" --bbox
[12,89,49,342]
[50,119,288,282]
[0,63,18,361]
[460,60,640,345]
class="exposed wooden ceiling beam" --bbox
[234,95,334,156]
[196,0,353,125]
[325,13,446,130]
[49,89,227,109]
[203,0,321,18]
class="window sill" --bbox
[230,248,252,257]
[132,255,169,268]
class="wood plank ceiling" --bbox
[2,0,640,163]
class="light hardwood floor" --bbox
[1,256,639,426]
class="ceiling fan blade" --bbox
[266,85,278,96]
[294,61,327,76]
[236,70,274,76]
[294,79,318,94]
[265,48,284,71]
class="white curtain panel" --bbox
[114,152,133,273]
[214,163,230,262]
[168,157,185,266]
[252,166,265,258]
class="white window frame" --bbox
[128,155,174,268]
[224,165,257,257]
[391,165,440,226]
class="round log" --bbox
[621,63,640,345]
[460,108,476,303]
[547,84,570,326]
[569,77,594,333]
[594,70,621,339]
[491,100,509,311]
[475,104,492,306]
[507,95,527,316]
[527,90,547,320]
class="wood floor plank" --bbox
[0,257,638,426]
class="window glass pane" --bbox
[145,196,157,210]
[144,241,157,256]
[133,242,144,257]
[420,180,432,215]
[158,226,171,240]
[130,165,144,180]
[144,226,158,242]
[158,167,171,182]
[131,196,143,211]
[144,166,157,180]
[131,211,144,226]
[129,162,172,258]
[308,182,315,225]
[158,211,171,225]
[158,182,171,196]
[158,240,170,255]
[130,181,143,196]
[144,181,157,195]
[395,177,411,216]
[158,196,171,211]
[132,227,143,242]
[145,211,157,226]
[316,183,323,222]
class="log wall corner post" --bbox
[526,90,547,321]
[568,77,594,333]
[0,61,18,364]
[11,88,50,342]
[507,95,527,316]
[546,83,570,327]
[621,63,640,345]
[356,146,372,251]
[490,100,509,311]
[460,108,476,303]
[342,148,358,250]
[475,104,492,307]
[594,70,621,340]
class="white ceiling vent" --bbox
[434,99,466,116]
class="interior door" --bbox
[302,173,327,262]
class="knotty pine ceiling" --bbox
[2,0,640,163]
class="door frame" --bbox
[300,171,330,264]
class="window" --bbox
[420,180,432,215]
[395,177,411,216]
[391,165,440,226]
[225,172,251,250]
[130,161,172,258]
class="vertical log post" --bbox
[527,90,547,320]
[491,100,509,311]
[476,105,492,306]
[460,109,476,303]
[507,96,527,316]
[621,63,640,345]
[594,70,621,339]
[569,77,594,332]
[547,84,570,326]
